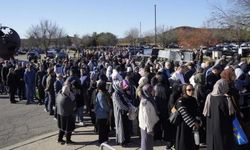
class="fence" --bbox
[99,143,115,150]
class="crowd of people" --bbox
[1,48,250,150]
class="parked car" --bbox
[17,48,27,55]
[55,52,68,60]
[45,51,56,59]
[27,51,41,61]
[204,47,214,57]
[239,47,250,57]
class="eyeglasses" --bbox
[186,89,194,92]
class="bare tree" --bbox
[210,0,250,43]
[72,34,82,48]
[125,28,139,46]
[81,35,92,48]
[27,20,66,51]
[157,25,165,47]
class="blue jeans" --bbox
[76,106,84,122]
[44,92,49,111]
[25,84,35,103]
[48,91,55,115]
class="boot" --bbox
[66,132,75,144]
[57,130,65,144]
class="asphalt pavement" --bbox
[0,95,57,149]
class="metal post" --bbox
[139,21,142,46]
[154,4,157,46]
[100,143,116,150]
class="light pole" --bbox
[140,21,142,46]
[154,4,157,46]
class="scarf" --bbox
[62,84,75,101]
[142,84,159,114]
[203,79,235,117]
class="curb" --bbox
[2,131,58,150]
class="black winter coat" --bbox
[206,95,236,150]
[175,96,198,150]
[7,73,18,88]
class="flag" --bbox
[233,116,249,145]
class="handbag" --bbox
[169,105,181,125]
[233,115,249,145]
[128,104,138,120]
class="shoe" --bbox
[78,122,85,126]
[49,111,54,116]
[26,101,36,105]
[66,140,75,145]
[11,101,17,104]
[57,139,65,144]
[38,102,44,105]
[44,108,49,112]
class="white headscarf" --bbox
[111,69,123,81]
[235,68,244,80]
[106,66,113,80]
[62,84,75,101]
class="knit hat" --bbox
[127,67,133,73]
[121,80,129,90]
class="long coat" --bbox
[175,96,198,150]
[112,91,129,144]
[56,92,76,132]
[206,95,236,150]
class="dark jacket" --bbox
[7,73,18,88]
[1,66,10,84]
[42,74,48,89]
[35,70,47,88]
[206,95,235,150]
[54,80,63,94]
[66,76,82,107]
[14,68,25,84]
[206,73,220,92]
[194,83,207,113]
[175,95,198,150]
[45,75,56,93]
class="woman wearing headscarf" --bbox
[203,79,236,150]
[56,83,76,144]
[139,84,159,150]
[167,82,183,149]
[175,84,200,150]
[234,67,248,93]
[106,66,113,81]
[193,68,207,145]
[112,80,132,146]
[193,68,207,110]
[153,74,171,142]
[136,77,148,99]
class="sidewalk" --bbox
[3,121,167,150]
